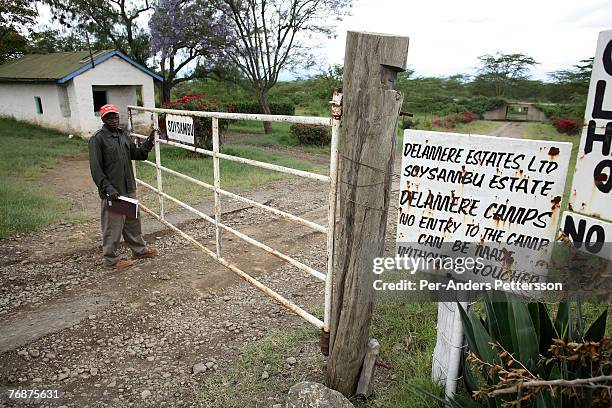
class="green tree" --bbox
[311,64,344,100]
[149,0,231,104]
[0,0,37,63]
[475,52,538,97]
[43,0,152,65]
[27,28,88,53]
[548,58,593,103]
[549,58,593,86]
[213,0,353,133]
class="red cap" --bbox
[100,104,119,118]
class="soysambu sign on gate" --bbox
[166,114,195,145]
[395,130,572,292]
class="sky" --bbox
[35,0,612,82]
[308,0,612,80]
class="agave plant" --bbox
[456,292,609,408]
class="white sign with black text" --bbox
[569,30,612,220]
[166,114,195,145]
[397,130,572,283]
[562,29,612,259]
[561,212,612,260]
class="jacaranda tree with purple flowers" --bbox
[149,0,231,103]
[213,0,353,133]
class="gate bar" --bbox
[139,160,326,233]
[129,105,330,126]
[132,133,329,182]
[212,117,222,257]
[138,202,325,329]
[136,179,326,281]
[152,112,165,220]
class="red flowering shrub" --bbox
[431,111,475,129]
[160,93,230,150]
[551,116,580,135]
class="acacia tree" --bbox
[214,0,353,133]
[549,58,593,94]
[43,0,152,65]
[149,0,231,103]
[475,52,538,97]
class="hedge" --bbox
[290,124,330,145]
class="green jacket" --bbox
[88,126,153,199]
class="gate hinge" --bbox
[330,89,343,120]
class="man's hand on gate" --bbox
[108,192,120,201]
[147,129,158,144]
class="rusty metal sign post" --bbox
[126,93,341,334]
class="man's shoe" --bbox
[106,259,134,270]
[133,247,158,260]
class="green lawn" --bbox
[0,117,88,239]
[227,120,331,154]
[135,142,328,211]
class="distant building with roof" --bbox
[0,50,162,136]
[482,101,548,122]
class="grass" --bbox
[451,120,502,135]
[196,302,442,407]
[367,301,442,407]
[227,120,330,154]
[198,326,321,407]
[135,142,328,211]
[0,117,88,239]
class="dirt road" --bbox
[489,121,525,138]
[0,158,336,407]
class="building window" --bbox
[34,96,43,114]
[93,90,108,116]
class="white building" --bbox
[0,50,162,137]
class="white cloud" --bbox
[312,0,612,80]
[34,0,611,81]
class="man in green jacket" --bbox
[89,103,158,269]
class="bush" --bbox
[431,111,475,129]
[536,103,585,119]
[404,95,505,116]
[552,116,581,135]
[290,124,330,145]
[401,117,421,129]
[160,93,230,150]
[451,293,609,407]
[230,101,295,116]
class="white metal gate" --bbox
[126,96,340,332]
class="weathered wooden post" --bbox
[326,31,409,396]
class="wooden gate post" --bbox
[326,31,409,396]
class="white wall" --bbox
[72,56,156,137]
[0,82,78,132]
[0,55,157,137]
